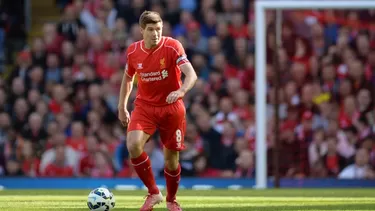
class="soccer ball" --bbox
[87,187,116,211]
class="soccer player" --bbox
[117,11,197,211]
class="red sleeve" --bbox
[167,39,189,67]
[79,156,87,175]
[62,166,74,177]
[43,164,54,176]
[125,43,137,77]
[125,63,135,78]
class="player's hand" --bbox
[166,89,185,104]
[118,108,130,127]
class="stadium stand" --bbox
[0,0,374,180]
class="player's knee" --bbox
[164,151,179,171]
[126,138,143,158]
[165,158,179,171]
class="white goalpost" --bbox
[254,0,375,189]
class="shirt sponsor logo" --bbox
[139,70,168,82]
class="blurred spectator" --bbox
[234,150,254,178]
[322,136,350,177]
[90,151,114,178]
[180,123,201,176]
[57,5,85,42]
[21,141,40,177]
[6,158,23,176]
[213,97,241,133]
[192,153,221,177]
[308,129,327,168]
[338,148,375,179]
[40,132,79,175]
[21,112,48,158]
[74,0,99,35]
[43,23,65,55]
[43,144,74,177]
[8,51,32,85]
[78,135,97,177]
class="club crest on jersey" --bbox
[160,58,166,69]
[137,63,143,69]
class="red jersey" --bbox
[66,137,87,153]
[43,163,74,177]
[125,36,190,106]
[79,153,95,176]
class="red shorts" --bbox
[127,100,186,151]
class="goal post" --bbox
[254,0,375,189]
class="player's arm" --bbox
[118,47,136,126]
[179,63,198,94]
[118,70,134,110]
[118,70,134,126]
[118,44,136,111]
[166,39,198,104]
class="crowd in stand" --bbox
[0,0,374,179]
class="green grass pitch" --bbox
[0,189,374,210]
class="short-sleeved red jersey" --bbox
[125,36,189,106]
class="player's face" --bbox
[141,22,163,48]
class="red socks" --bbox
[131,151,181,201]
[131,152,159,194]
[164,164,181,202]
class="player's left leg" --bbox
[164,148,181,208]
[158,100,186,211]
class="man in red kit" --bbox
[117,11,197,211]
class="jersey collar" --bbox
[141,37,165,54]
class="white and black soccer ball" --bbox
[87,187,116,211]
[109,192,116,209]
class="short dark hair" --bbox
[139,11,162,29]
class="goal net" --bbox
[254,0,375,189]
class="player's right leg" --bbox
[127,130,163,211]
[127,105,162,211]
